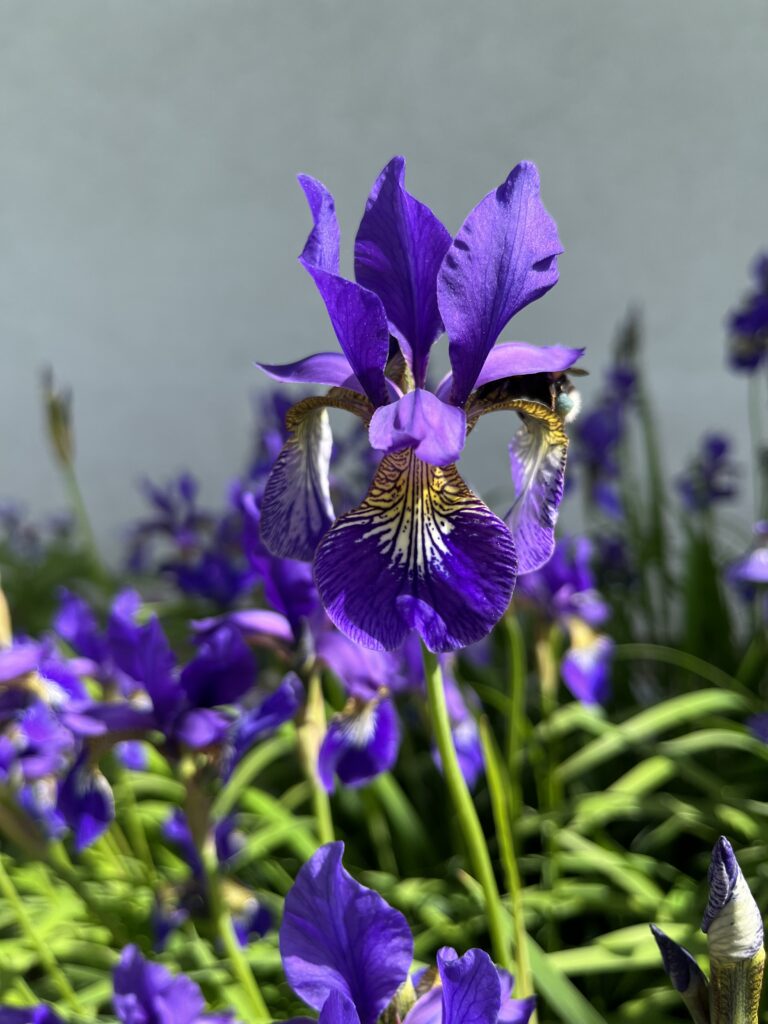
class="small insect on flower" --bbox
[257,157,584,652]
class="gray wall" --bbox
[1,0,767,552]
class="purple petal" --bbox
[354,156,452,385]
[497,970,536,1024]
[505,403,569,575]
[298,177,389,406]
[369,390,466,466]
[179,626,256,707]
[280,842,413,1024]
[319,697,400,791]
[113,944,206,1024]
[437,947,501,1024]
[0,641,41,683]
[319,992,362,1024]
[256,352,361,392]
[436,343,584,401]
[297,174,341,274]
[314,451,517,652]
[315,631,402,700]
[175,707,231,748]
[438,162,563,405]
[561,628,613,705]
[193,609,295,646]
[261,403,335,561]
[403,988,443,1024]
[230,674,304,768]
[57,757,115,852]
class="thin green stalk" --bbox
[61,462,107,581]
[206,866,271,1022]
[502,613,528,796]
[479,716,534,1001]
[0,854,82,1010]
[298,669,334,846]
[421,643,510,969]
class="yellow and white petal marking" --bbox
[260,389,373,561]
[470,397,568,575]
[314,448,517,652]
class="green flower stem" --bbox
[502,613,528,810]
[479,715,534,1001]
[0,853,83,1010]
[421,643,510,970]
[298,668,334,847]
[205,862,271,1023]
[183,761,271,1022]
[61,462,108,582]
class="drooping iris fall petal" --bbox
[314,450,517,652]
[318,696,400,791]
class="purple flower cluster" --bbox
[676,434,738,513]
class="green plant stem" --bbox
[479,716,534,1001]
[206,865,271,1022]
[299,669,334,846]
[61,462,107,581]
[749,373,767,519]
[421,643,510,969]
[0,854,83,1010]
[503,613,528,796]
[183,764,271,1022]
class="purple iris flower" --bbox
[517,537,614,705]
[318,693,400,792]
[257,157,584,653]
[676,434,738,512]
[728,521,768,587]
[56,751,115,851]
[727,253,768,371]
[280,842,534,1024]
[113,944,235,1024]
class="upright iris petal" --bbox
[438,162,563,406]
[438,947,501,1024]
[298,176,390,407]
[354,156,452,386]
[280,842,413,1024]
[314,450,517,652]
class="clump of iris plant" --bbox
[652,836,765,1024]
[279,841,536,1024]
[257,156,583,653]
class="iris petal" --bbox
[314,450,517,652]
[369,389,466,466]
[354,156,452,386]
[256,352,361,391]
[318,696,400,791]
[437,947,501,1024]
[260,400,336,561]
[261,392,373,561]
[438,162,562,406]
[504,401,569,575]
[298,176,390,407]
[280,842,413,1024]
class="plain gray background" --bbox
[1,1,767,553]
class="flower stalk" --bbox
[297,666,335,846]
[422,642,510,969]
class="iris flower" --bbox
[280,841,534,1024]
[258,157,583,652]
